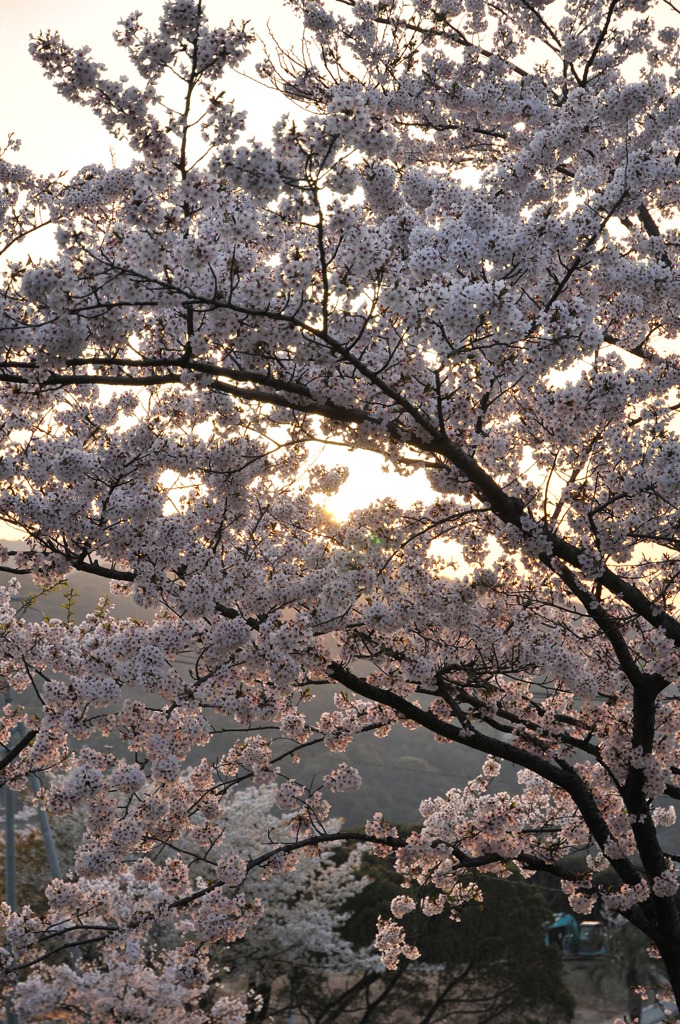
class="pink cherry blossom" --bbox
[3,0,680,1012]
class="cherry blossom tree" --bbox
[3,0,680,1013]
[191,787,373,1022]
[8,787,371,1023]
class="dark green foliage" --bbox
[0,829,53,915]
[338,858,576,1024]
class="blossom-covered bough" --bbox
[3,0,680,1015]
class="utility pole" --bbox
[4,725,20,1024]
[2,718,64,1023]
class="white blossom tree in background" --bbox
[192,788,372,1022]
[3,0,680,1015]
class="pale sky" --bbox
[0,0,437,529]
[1,0,300,173]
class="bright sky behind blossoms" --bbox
[0,0,437,525]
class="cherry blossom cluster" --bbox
[4,0,680,1008]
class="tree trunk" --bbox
[655,940,680,1018]
[625,963,643,1023]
